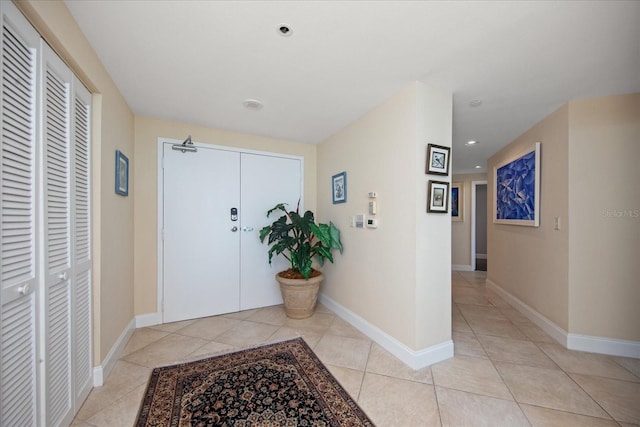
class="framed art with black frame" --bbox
[427,180,449,213]
[426,143,450,176]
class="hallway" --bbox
[72,272,639,426]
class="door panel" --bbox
[43,43,73,427]
[71,78,92,408]
[163,144,241,322]
[0,5,39,425]
[240,154,302,310]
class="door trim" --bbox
[156,137,304,322]
[470,180,487,271]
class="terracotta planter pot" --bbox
[275,272,324,319]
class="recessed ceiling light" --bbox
[474,165,482,169]
[243,99,264,111]
[277,24,293,37]
[466,140,478,145]
[469,99,482,108]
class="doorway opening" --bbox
[471,181,488,272]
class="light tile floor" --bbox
[72,271,640,426]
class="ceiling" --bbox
[65,1,639,173]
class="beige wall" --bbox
[16,0,135,364]
[488,93,640,343]
[317,82,452,350]
[133,116,317,315]
[568,93,640,341]
[487,104,570,330]
[451,173,487,267]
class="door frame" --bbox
[470,180,487,271]
[156,137,304,322]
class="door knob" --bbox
[18,284,31,296]
[59,271,68,281]
[231,226,238,232]
[242,227,254,232]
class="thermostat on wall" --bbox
[353,213,365,228]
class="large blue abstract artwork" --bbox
[494,142,540,227]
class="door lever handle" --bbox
[242,227,254,232]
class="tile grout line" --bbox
[457,290,534,426]
[467,279,622,425]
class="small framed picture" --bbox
[427,180,449,213]
[115,150,129,196]
[332,171,347,204]
[451,182,463,221]
[426,144,450,176]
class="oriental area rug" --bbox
[135,337,375,426]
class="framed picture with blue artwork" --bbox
[115,150,129,196]
[493,142,540,227]
[451,182,463,222]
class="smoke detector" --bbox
[243,99,264,111]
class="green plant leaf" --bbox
[259,225,271,242]
[329,222,343,253]
[266,203,288,218]
[259,202,343,281]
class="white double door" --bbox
[162,142,302,323]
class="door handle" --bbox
[231,226,238,232]
[18,283,31,296]
[242,227,254,232]
[59,271,68,281]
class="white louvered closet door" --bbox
[1,3,92,425]
[43,43,74,427]
[71,75,92,412]
[0,4,40,427]
[42,42,92,427]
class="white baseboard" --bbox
[318,293,453,370]
[452,264,473,272]
[136,311,162,328]
[486,279,640,358]
[92,317,136,387]
[486,279,567,345]
[476,253,487,260]
[567,334,640,358]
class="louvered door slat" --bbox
[1,296,36,426]
[1,6,39,425]
[44,66,70,276]
[74,95,90,265]
[3,77,31,105]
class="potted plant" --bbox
[259,202,343,319]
